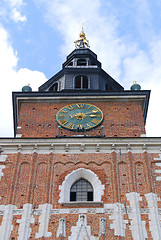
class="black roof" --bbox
[39,47,124,92]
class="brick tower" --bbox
[0,30,161,240]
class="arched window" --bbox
[70,178,93,202]
[77,59,87,66]
[59,168,104,204]
[49,82,58,92]
[75,75,88,89]
[52,83,58,91]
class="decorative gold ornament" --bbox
[74,28,90,48]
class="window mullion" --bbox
[81,76,83,89]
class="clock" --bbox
[56,103,103,131]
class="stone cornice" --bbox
[0,137,160,154]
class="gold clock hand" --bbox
[88,114,102,117]
[85,109,99,115]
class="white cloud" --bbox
[121,37,161,137]
[3,0,27,23]
[10,7,27,23]
[9,0,24,7]
[34,0,127,79]
[0,24,47,137]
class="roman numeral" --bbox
[76,104,84,109]
[87,105,92,109]
[86,123,92,129]
[66,123,75,129]
[94,114,102,118]
[91,119,100,125]
[59,119,68,126]
[58,114,65,119]
[66,105,73,110]
[60,109,68,113]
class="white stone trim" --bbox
[155,163,161,167]
[16,134,22,138]
[35,204,52,238]
[1,138,161,154]
[126,192,147,240]
[69,214,98,240]
[0,198,161,239]
[0,165,5,180]
[154,154,161,161]
[0,203,160,216]
[145,193,161,240]
[154,155,161,181]
[57,218,66,237]
[59,168,104,204]
[0,155,7,162]
[17,204,35,240]
[108,203,128,237]
[99,218,106,237]
[0,155,7,181]
[0,205,16,240]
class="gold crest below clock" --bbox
[56,103,104,131]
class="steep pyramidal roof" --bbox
[39,47,124,92]
[39,30,124,92]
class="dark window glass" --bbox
[70,179,93,202]
[68,61,73,66]
[75,76,81,88]
[70,192,76,201]
[105,84,112,91]
[83,77,88,88]
[87,192,93,201]
[49,82,58,92]
[77,59,87,66]
[75,76,88,89]
[52,83,58,91]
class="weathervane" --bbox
[74,26,90,48]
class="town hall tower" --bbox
[0,30,161,240]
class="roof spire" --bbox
[74,26,90,48]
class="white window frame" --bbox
[58,168,104,204]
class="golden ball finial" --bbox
[80,31,85,37]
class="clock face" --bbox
[56,103,103,131]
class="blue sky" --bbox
[0,0,161,137]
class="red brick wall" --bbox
[1,152,160,207]
[16,101,145,137]
[0,151,161,239]
[0,151,160,239]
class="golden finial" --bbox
[74,26,90,48]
